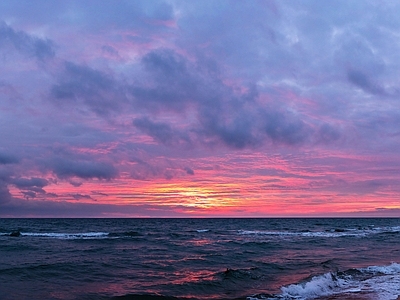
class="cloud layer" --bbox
[1,0,400,216]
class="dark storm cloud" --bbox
[50,62,124,116]
[53,158,118,180]
[0,21,55,60]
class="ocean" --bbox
[0,218,399,300]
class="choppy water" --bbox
[0,218,399,300]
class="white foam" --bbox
[279,272,349,299]
[363,262,400,275]
[238,225,400,239]
[21,232,109,239]
[237,229,367,238]
[196,229,209,233]
[357,269,400,300]
[251,263,400,300]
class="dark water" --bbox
[0,218,400,300]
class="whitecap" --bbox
[250,263,400,300]
[20,232,109,239]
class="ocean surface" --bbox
[0,218,400,300]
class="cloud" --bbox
[347,69,386,96]
[129,48,348,150]
[133,117,191,146]
[0,199,193,218]
[263,110,310,145]
[131,49,200,111]
[184,167,194,175]
[131,48,319,149]
[0,181,12,204]
[53,158,118,180]
[0,21,55,61]
[50,61,124,116]
[200,111,259,149]
[0,152,18,164]
[42,45,342,153]
[130,157,170,180]
[12,177,48,189]
[68,193,95,201]
[8,177,51,200]
[22,190,36,199]
[1,0,400,217]
[69,179,83,187]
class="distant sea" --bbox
[1,218,400,300]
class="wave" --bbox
[248,263,400,300]
[1,230,147,239]
[21,232,110,239]
[238,225,400,239]
[196,229,210,233]
[110,295,183,300]
[108,231,143,238]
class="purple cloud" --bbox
[52,159,118,180]
[1,1,400,216]
[0,152,19,164]
[0,21,55,61]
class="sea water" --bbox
[0,218,399,300]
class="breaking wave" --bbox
[238,225,400,239]
[248,263,400,300]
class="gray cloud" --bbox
[263,110,310,146]
[69,179,83,187]
[133,117,191,146]
[68,193,95,201]
[0,199,192,218]
[12,177,48,197]
[50,61,124,116]
[1,0,400,217]
[130,157,167,180]
[347,69,386,96]
[131,48,319,149]
[131,49,200,111]
[0,21,55,61]
[22,190,36,199]
[184,166,194,175]
[12,177,48,189]
[53,158,118,180]
[0,181,12,204]
[0,152,18,164]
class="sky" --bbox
[0,0,400,217]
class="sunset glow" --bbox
[1,1,400,217]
